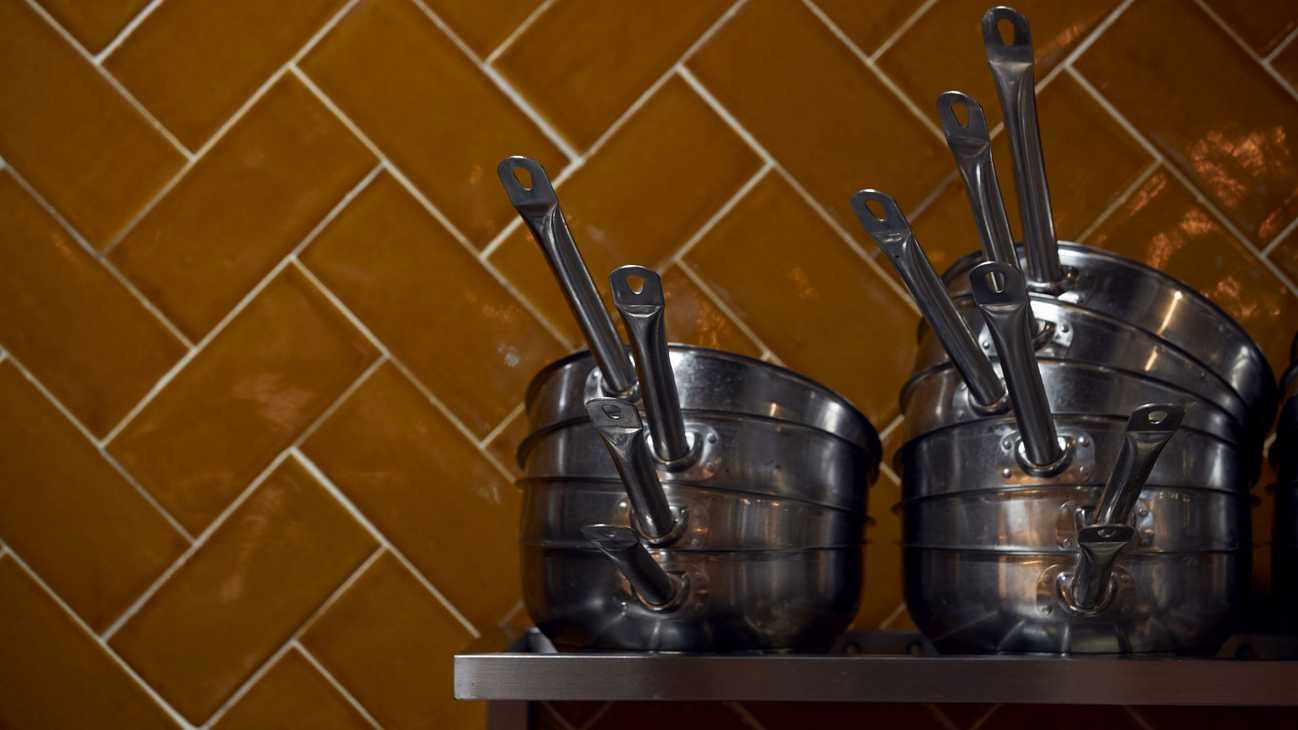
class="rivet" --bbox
[1001,467,1013,478]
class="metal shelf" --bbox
[455,631,1298,707]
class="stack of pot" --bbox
[498,157,881,653]
[1270,337,1298,618]
[854,6,1273,654]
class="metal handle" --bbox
[852,190,1007,411]
[581,524,684,611]
[610,266,690,463]
[497,156,638,396]
[1067,403,1184,611]
[969,261,1066,471]
[584,398,680,544]
[936,91,1018,269]
[982,7,1066,291]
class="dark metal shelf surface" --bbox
[455,631,1298,706]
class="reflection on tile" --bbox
[689,0,947,235]
[111,76,374,341]
[109,268,377,533]
[662,265,763,358]
[744,702,948,730]
[1087,168,1298,373]
[105,0,346,149]
[0,0,184,247]
[1077,0,1298,243]
[301,172,563,436]
[212,648,371,730]
[423,0,541,57]
[110,459,376,724]
[35,0,150,52]
[0,361,186,631]
[493,0,729,150]
[490,76,760,344]
[812,0,923,56]
[302,362,520,629]
[0,557,178,730]
[302,552,482,730]
[910,73,1152,277]
[686,174,918,426]
[878,0,1120,129]
[0,172,185,436]
[1203,0,1298,56]
[301,0,564,246]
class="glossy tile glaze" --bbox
[109,459,376,723]
[5,0,1298,726]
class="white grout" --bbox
[1263,214,1298,257]
[4,549,197,729]
[725,701,770,730]
[292,450,483,639]
[484,0,555,66]
[876,601,908,629]
[673,260,781,363]
[1195,0,1298,108]
[1265,24,1298,64]
[93,0,166,62]
[538,703,580,730]
[294,643,385,730]
[867,0,938,62]
[673,162,772,263]
[926,704,962,730]
[1074,158,1161,244]
[1033,0,1135,93]
[967,704,1003,730]
[480,401,525,449]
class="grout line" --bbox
[1034,0,1135,93]
[197,546,387,729]
[925,704,962,730]
[907,169,959,225]
[1123,705,1158,730]
[408,0,580,161]
[478,214,524,260]
[1195,0,1298,107]
[481,401,525,448]
[290,65,576,352]
[879,460,901,486]
[292,449,483,639]
[1074,158,1161,244]
[496,599,526,632]
[876,413,905,446]
[6,549,198,729]
[800,0,944,143]
[1266,24,1298,64]
[484,0,555,66]
[1068,65,1298,299]
[295,643,385,730]
[677,65,923,319]
[2,353,194,543]
[673,260,781,362]
[1263,214,1298,256]
[725,701,769,730]
[2,166,194,348]
[673,162,772,263]
[867,0,938,62]
[539,703,580,730]
[99,163,384,447]
[877,601,907,629]
[22,0,193,159]
[576,702,614,730]
[967,704,1002,730]
[93,0,165,62]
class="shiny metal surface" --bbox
[584,398,679,543]
[904,548,1244,653]
[610,266,689,462]
[914,292,1252,433]
[581,524,684,610]
[521,479,862,551]
[902,361,1246,446]
[497,156,638,397]
[942,243,1276,422]
[523,346,878,455]
[937,91,1018,268]
[982,7,1067,290]
[522,546,860,652]
[523,414,871,512]
[971,262,1065,469]
[852,189,1007,410]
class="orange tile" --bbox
[493,1,728,151]
[111,77,373,341]
[301,552,482,730]
[0,172,185,436]
[1272,36,1298,88]
[301,0,565,247]
[1087,168,1298,374]
[1077,0,1298,243]
[0,557,178,729]
[812,0,923,56]
[110,459,376,724]
[0,361,186,631]
[685,174,918,426]
[302,362,520,629]
[587,702,751,730]
[743,702,948,730]
[300,173,563,436]
[212,648,371,730]
[422,0,541,57]
[485,405,528,479]
[489,76,761,343]
[909,74,1152,276]
[35,0,150,52]
[104,0,346,149]
[877,0,1120,129]
[856,476,903,629]
[1203,0,1298,55]
[689,0,948,238]
[109,268,377,534]
[0,0,184,247]
[661,265,763,358]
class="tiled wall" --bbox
[3,0,1298,728]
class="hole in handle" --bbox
[625,274,645,294]
[512,165,533,191]
[997,17,1015,45]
